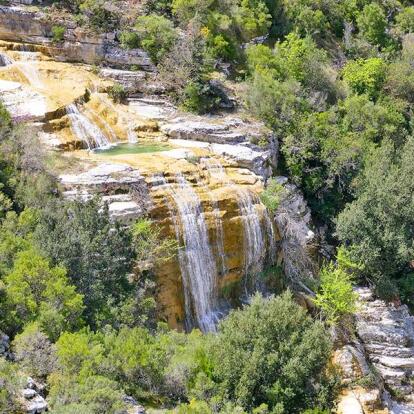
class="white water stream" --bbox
[15,51,44,89]
[66,104,111,149]
[156,174,219,332]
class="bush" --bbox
[357,3,387,46]
[107,83,127,103]
[51,25,66,43]
[0,358,25,414]
[181,81,221,114]
[260,179,284,213]
[119,31,140,49]
[313,260,357,325]
[135,14,177,64]
[80,0,120,33]
[213,292,332,412]
[12,323,57,379]
[342,58,387,99]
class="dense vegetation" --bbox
[2,0,414,411]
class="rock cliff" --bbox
[335,288,414,414]
[0,4,311,331]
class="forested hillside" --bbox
[1,0,414,413]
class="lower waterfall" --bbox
[66,104,111,149]
[156,174,219,332]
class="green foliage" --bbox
[314,260,357,325]
[119,31,140,49]
[12,323,57,379]
[0,358,25,414]
[4,249,84,339]
[107,83,127,103]
[33,198,135,329]
[357,3,387,46]
[260,179,284,213]
[182,81,221,114]
[395,7,414,35]
[213,292,332,412]
[342,58,387,99]
[336,136,414,298]
[79,0,119,33]
[132,218,178,273]
[135,14,177,64]
[51,25,66,43]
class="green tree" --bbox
[0,358,25,414]
[135,14,177,64]
[342,58,387,99]
[34,198,134,328]
[313,259,357,325]
[336,136,414,299]
[213,292,332,413]
[12,323,57,379]
[357,3,387,46]
[4,249,84,339]
[395,6,414,34]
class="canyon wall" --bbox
[0,5,294,331]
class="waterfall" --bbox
[15,52,44,89]
[0,53,14,67]
[84,107,118,143]
[202,158,274,275]
[66,104,111,149]
[236,188,266,274]
[127,128,138,143]
[156,174,218,332]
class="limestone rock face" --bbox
[355,288,414,413]
[335,288,414,414]
[0,17,299,331]
[0,5,153,69]
[21,377,48,414]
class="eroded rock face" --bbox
[0,5,153,69]
[0,15,300,331]
[335,288,414,414]
[355,288,414,413]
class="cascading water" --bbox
[15,51,44,89]
[66,104,111,149]
[155,174,219,332]
[202,158,275,275]
[84,107,118,143]
[0,53,13,67]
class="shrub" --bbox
[51,25,66,43]
[107,83,127,103]
[260,179,284,213]
[4,249,84,339]
[0,358,25,414]
[181,81,221,114]
[313,261,357,325]
[213,292,332,412]
[119,31,140,49]
[342,58,387,99]
[135,14,177,64]
[395,7,414,35]
[12,323,57,379]
[357,3,387,46]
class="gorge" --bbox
[0,4,297,332]
[2,3,414,414]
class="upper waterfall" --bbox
[66,104,112,150]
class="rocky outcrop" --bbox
[21,377,48,414]
[356,288,414,413]
[335,288,414,414]
[0,5,153,69]
[0,332,11,359]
